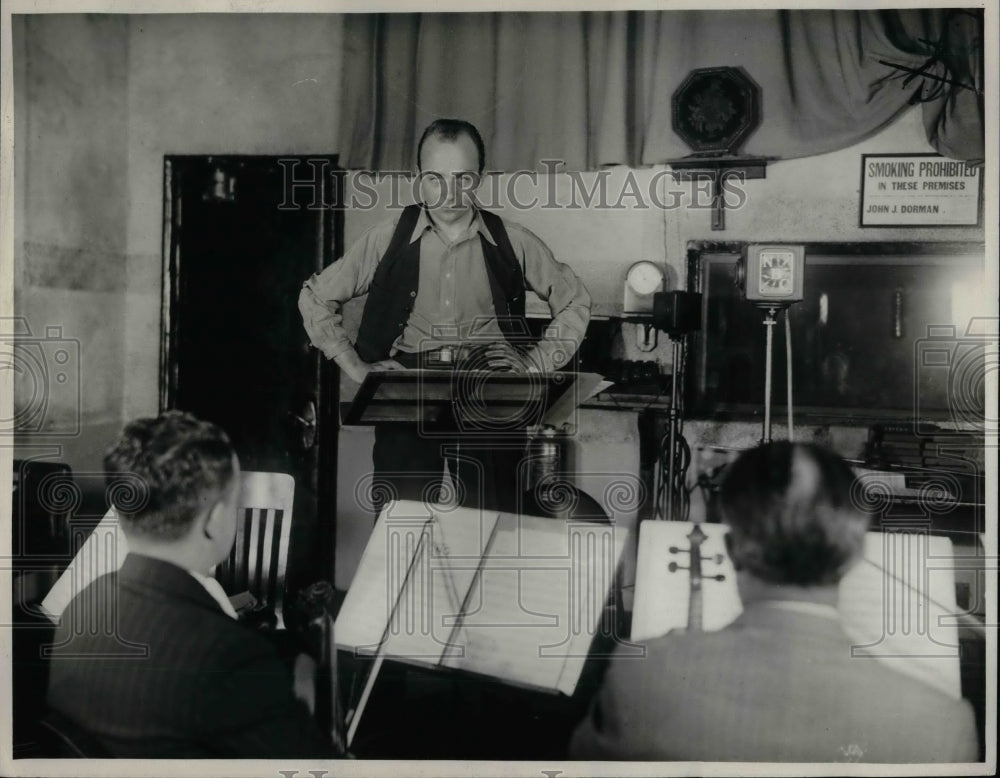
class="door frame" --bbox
[159,154,344,586]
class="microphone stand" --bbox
[760,305,779,445]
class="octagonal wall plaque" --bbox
[671,66,762,154]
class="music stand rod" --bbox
[345,520,431,748]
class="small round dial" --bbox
[626,261,665,296]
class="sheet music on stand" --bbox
[336,500,628,698]
[631,520,963,700]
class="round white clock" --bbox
[626,261,666,296]
[624,261,666,316]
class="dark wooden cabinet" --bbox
[161,155,342,592]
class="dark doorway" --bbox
[161,155,342,594]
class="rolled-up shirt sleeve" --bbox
[506,223,592,372]
[298,221,392,360]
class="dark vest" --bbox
[354,204,527,363]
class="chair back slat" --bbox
[220,508,245,593]
[247,508,263,594]
[273,507,293,624]
[259,509,276,609]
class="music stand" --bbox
[342,369,597,428]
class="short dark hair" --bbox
[417,118,486,174]
[104,411,236,540]
[716,442,869,586]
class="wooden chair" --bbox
[11,459,75,610]
[213,471,296,629]
[41,471,295,630]
[11,459,75,755]
[12,459,74,554]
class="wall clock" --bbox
[624,261,666,314]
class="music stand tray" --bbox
[342,370,597,427]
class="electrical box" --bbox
[652,291,702,336]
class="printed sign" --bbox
[860,154,981,227]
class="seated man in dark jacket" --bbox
[570,441,979,763]
[46,411,339,758]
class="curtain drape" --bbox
[339,9,983,171]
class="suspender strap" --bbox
[354,205,423,362]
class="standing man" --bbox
[569,442,979,763]
[299,118,591,513]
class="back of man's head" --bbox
[104,411,236,541]
[716,442,868,586]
